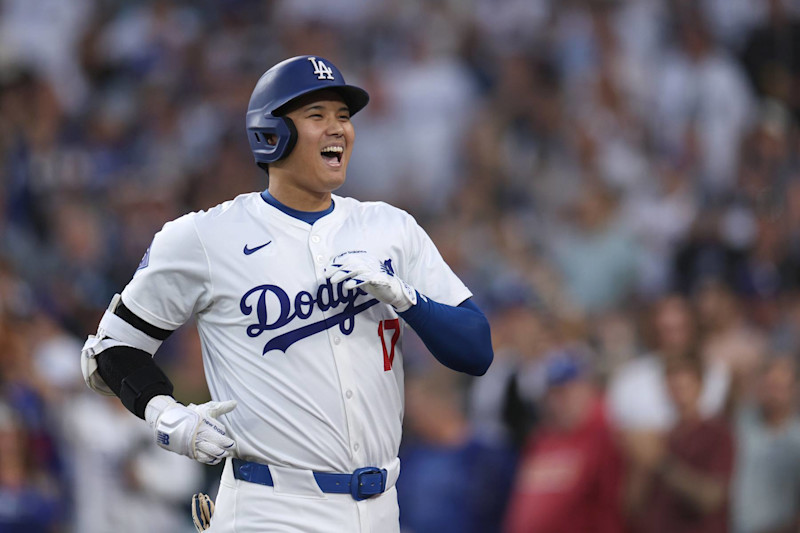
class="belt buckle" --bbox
[235,459,253,482]
[350,467,387,501]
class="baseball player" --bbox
[80,55,493,532]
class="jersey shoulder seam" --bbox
[190,213,215,311]
[343,198,414,227]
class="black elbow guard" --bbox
[97,346,174,419]
[120,361,174,418]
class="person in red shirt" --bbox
[627,356,734,533]
[504,350,624,533]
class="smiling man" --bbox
[261,88,355,210]
[80,56,494,533]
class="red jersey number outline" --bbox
[378,319,400,371]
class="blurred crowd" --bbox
[1,0,799,531]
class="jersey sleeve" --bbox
[402,215,472,307]
[120,213,212,331]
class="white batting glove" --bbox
[325,251,417,312]
[145,395,237,465]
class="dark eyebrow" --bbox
[303,105,350,114]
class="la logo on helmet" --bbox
[308,57,334,80]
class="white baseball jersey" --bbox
[120,192,471,473]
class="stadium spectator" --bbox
[469,287,552,449]
[739,0,800,115]
[651,5,754,197]
[398,370,516,533]
[732,357,800,533]
[503,350,623,533]
[695,279,767,400]
[0,402,61,533]
[609,295,730,432]
[627,356,734,533]
[548,182,640,314]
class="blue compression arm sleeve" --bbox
[398,295,493,376]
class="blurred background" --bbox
[0,0,799,531]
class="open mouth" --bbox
[321,146,343,167]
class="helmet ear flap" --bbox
[247,115,297,163]
[280,117,298,161]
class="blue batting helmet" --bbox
[246,56,369,164]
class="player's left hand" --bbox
[325,251,417,312]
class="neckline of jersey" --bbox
[260,189,335,225]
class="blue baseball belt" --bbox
[231,458,388,502]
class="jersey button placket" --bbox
[325,332,360,460]
[330,334,360,459]
[313,227,362,461]
[308,232,325,271]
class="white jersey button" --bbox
[311,235,321,243]
[353,443,360,452]
[345,390,353,399]
[333,336,341,345]
[316,254,324,263]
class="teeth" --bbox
[321,146,343,153]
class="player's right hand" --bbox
[145,395,237,465]
[325,251,417,312]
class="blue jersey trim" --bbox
[260,190,334,225]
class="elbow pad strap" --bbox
[120,364,174,419]
[114,301,172,340]
[99,310,164,355]
[97,346,174,419]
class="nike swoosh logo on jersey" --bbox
[243,241,272,255]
